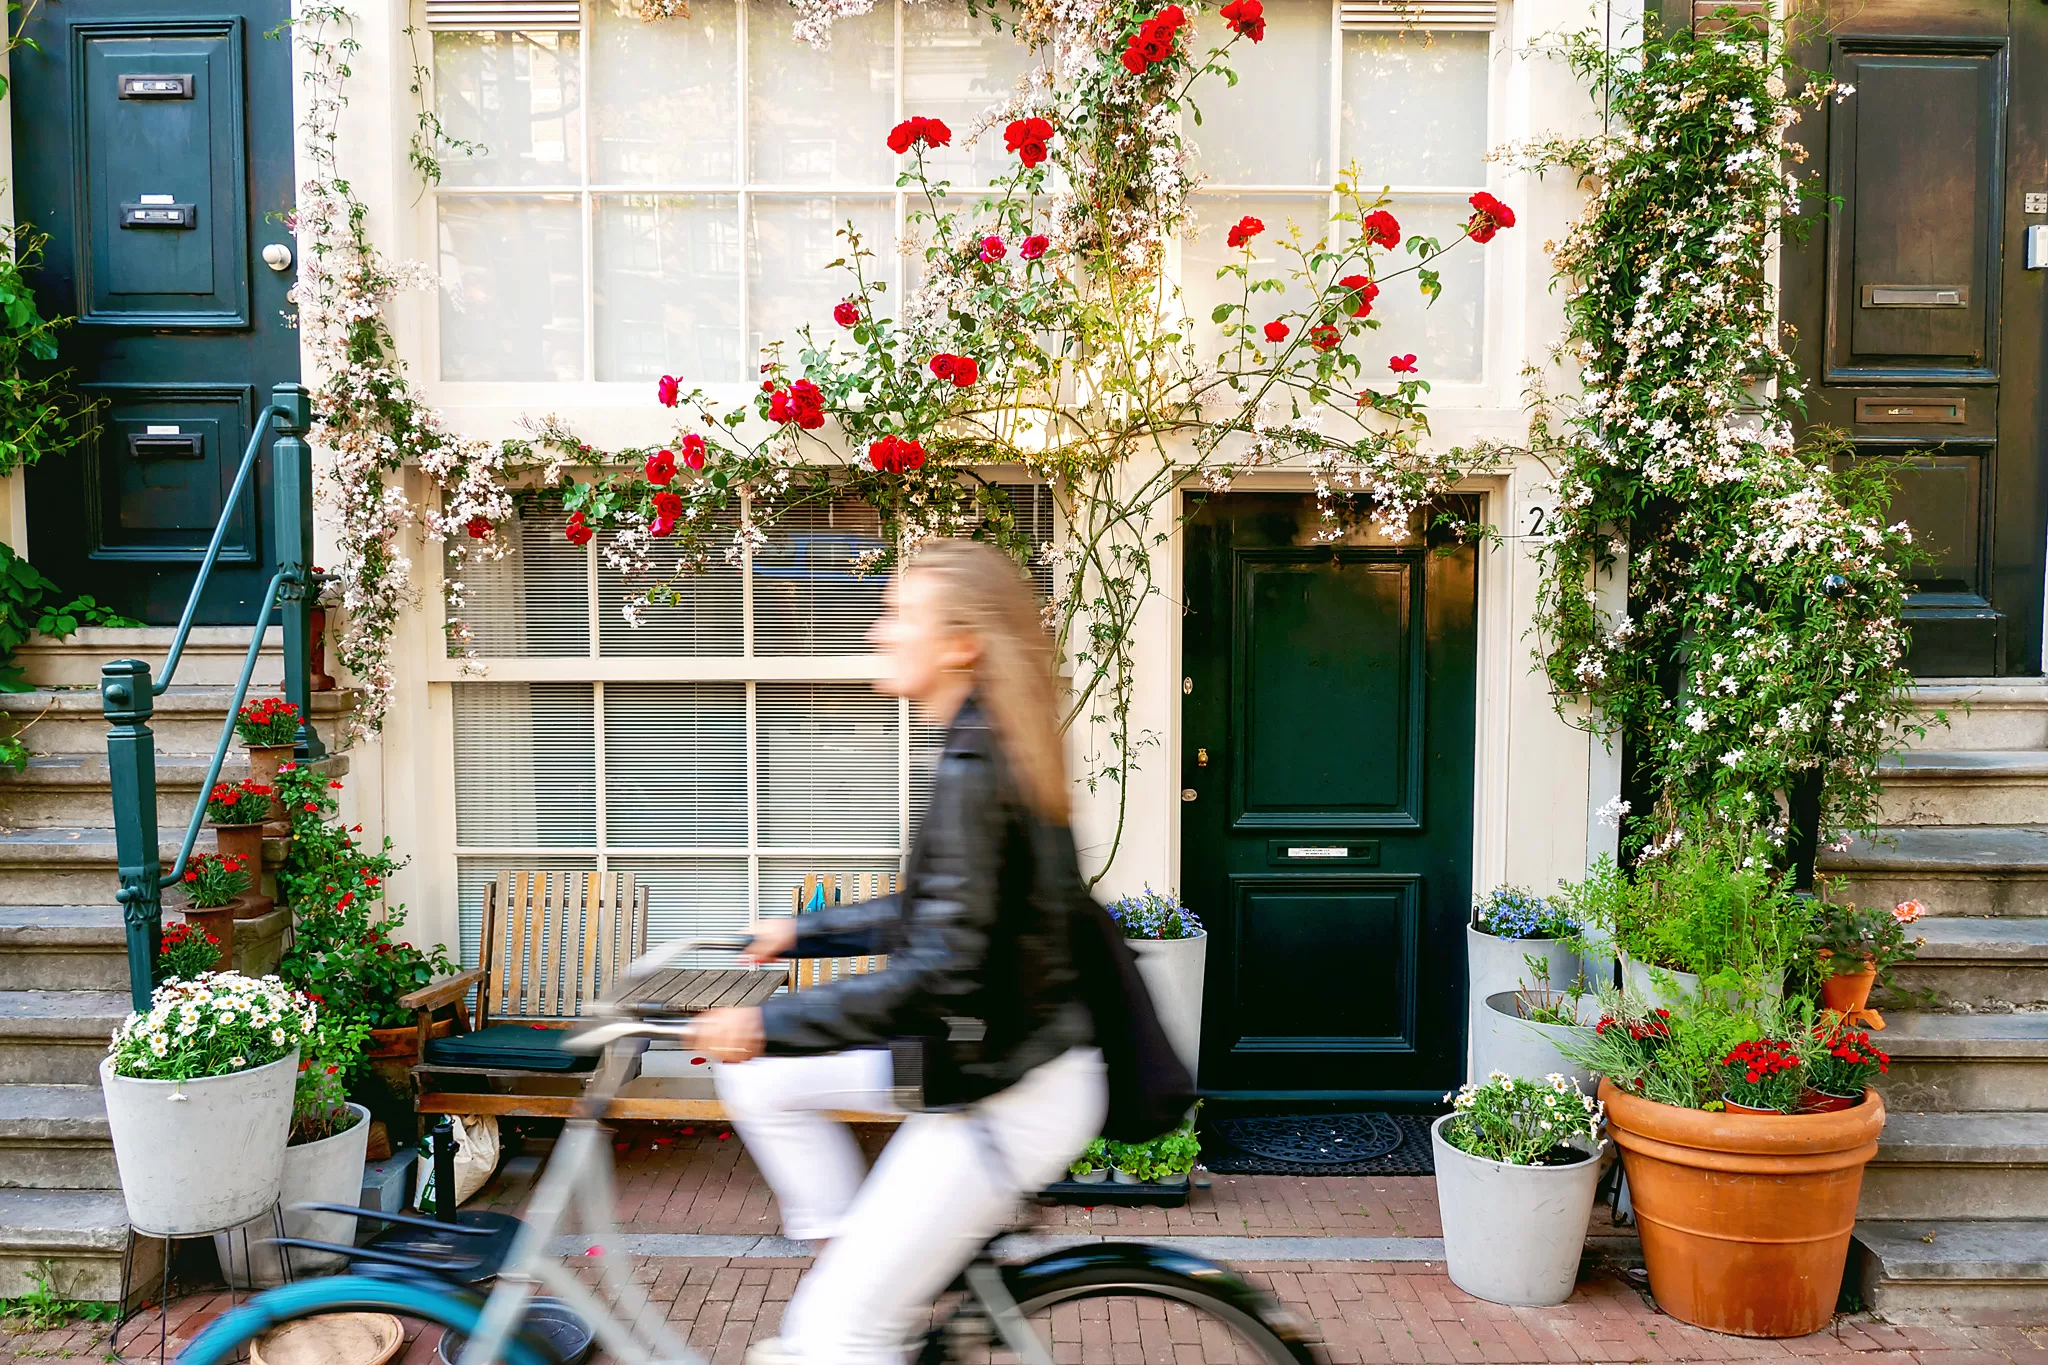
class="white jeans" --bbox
[715,1046,1108,1365]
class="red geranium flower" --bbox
[1309,324,1341,352]
[680,433,707,471]
[1262,320,1290,343]
[1389,354,1417,373]
[1467,191,1516,244]
[565,511,594,546]
[1227,216,1264,249]
[645,449,676,485]
[656,374,681,407]
[1337,274,1378,318]
[1019,234,1050,260]
[886,116,952,154]
[465,515,491,539]
[832,298,861,327]
[1220,0,1265,41]
[1004,116,1055,169]
[1362,210,1402,249]
[979,235,1007,263]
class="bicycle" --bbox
[176,937,1317,1365]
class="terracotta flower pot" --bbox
[1720,1096,1784,1117]
[1599,1079,1885,1338]
[213,822,265,868]
[182,908,236,971]
[244,744,296,817]
[1819,955,1879,1017]
[1800,1088,1864,1115]
[365,1017,456,1063]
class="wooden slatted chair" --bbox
[789,871,899,989]
[406,870,650,1119]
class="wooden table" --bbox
[607,966,788,1016]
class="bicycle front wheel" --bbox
[174,1275,556,1365]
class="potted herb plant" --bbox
[1468,887,1579,1077]
[218,1011,374,1286]
[157,920,227,981]
[1807,898,1923,1028]
[1107,1137,1155,1185]
[1431,1072,1605,1307]
[1474,967,1597,1091]
[1104,887,1205,1078]
[1068,1138,1111,1184]
[100,974,314,1236]
[1149,1114,1201,1188]
[207,778,275,868]
[1563,992,1887,1338]
[235,697,302,799]
[1803,1023,1887,1113]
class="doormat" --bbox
[1201,1112,1435,1176]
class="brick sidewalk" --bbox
[8,1123,2044,1364]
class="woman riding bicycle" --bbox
[690,537,1108,1365]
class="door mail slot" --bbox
[1861,284,1968,308]
[128,431,203,460]
[1266,839,1379,866]
[1855,397,1966,424]
[118,73,193,99]
[120,202,196,230]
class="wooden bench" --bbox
[790,871,898,988]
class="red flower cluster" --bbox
[1220,0,1265,40]
[887,116,952,154]
[1020,234,1050,260]
[1119,5,1184,74]
[1308,323,1341,352]
[182,853,249,884]
[1004,116,1054,169]
[646,448,676,485]
[1821,1029,1890,1073]
[1593,1008,1672,1041]
[679,433,707,470]
[929,354,981,387]
[566,510,594,546]
[868,435,927,473]
[1263,320,1290,343]
[1226,215,1263,249]
[650,490,685,538]
[767,379,826,429]
[237,697,300,731]
[1337,274,1378,318]
[657,374,681,407]
[1362,209,1401,249]
[1466,191,1516,244]
[833,298,861,327]
[465,515,492,539]
[1722,1038,1800,1086]
[1389,354,1417,374]
[161,920,220,947]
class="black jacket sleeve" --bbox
[788,894,900,958]
[760,749,1007,1053]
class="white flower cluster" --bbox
[108,972,316,1082]
[1444,1072,1605,1166]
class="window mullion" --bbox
[593,680,609,883]
[580,11,596,382]
[747,679,762,921]
[737,0,752,368]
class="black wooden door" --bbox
[11,0,300,625]
[1775,0,2048,676]
[1180,495,1477,1102]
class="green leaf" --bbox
[1210,303,1236,323]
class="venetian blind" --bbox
[454,497,591,657]
[757,683,901,848]
[602,684,749,846]
[452,683,598,846]
[753,496,889,656]
[1338,0,1498,28]
[426,0,581,28]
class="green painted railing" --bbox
[102,383,325,1011]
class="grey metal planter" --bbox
[1466,926,1578,1082]
[1473,991,1595,1091]
[1431,1116,1603,1307]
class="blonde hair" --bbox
[904,539,1069,825]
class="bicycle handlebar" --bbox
[622,933,757,980]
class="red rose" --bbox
[1467,191,1515,244]
[1020,234,1050,260]
[1155,4,1185,29]
[652,491,684,522]
[929,354,957,383]
[979,235,1007,263]
[657,374,681,407]
[1004,117,1055,169]
[1118,45,1148,74]
[1133,26,1170,61]
[1220,0,1265,40]
[566,512,594,546]
[899,438,926,470]
[1363,210,1401,249]
[1226,215,1264,249]
[1263,320,1289,343]
[465,515,491,539]
[950,356,979,387]
[869,436,900,473]
[767,380,827,429]
[680,433,707,471]
[645,449,676,485]
[1389,354,1417,373]
[1337,274,1378,318]
[1309,324,1341,352]
[887,116,952,154]
[833,298,861,327]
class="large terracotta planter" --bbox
[1599,1079,1885,1338]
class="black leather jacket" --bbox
[760,695,1093,1105]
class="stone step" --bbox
[1905,679,2048,752]
[0,1083,113,1191]
[1875,750,2048,826]
[1820,825,2048,918]
[1860,1111,2048,1219]
[0,991,127,1085]
[0,755,224,830]
[14,626,283,690]
[0,826,291,907]
[0,907,127,992]
[1874,1012,2048,1112]
[0,1187,153,1302]
[1883,916,2048,1011]
[1853,1218,2048,1318]
[0,685,352,757]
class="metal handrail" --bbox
[102,383,324,1009]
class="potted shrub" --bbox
[157,919,228,981]
[1068,1138,1111,1184]
[1468,887,1579,1076]
[206,778,275,868]
[218,1011,375,1286]
[1803,1023,1887,1113]
[100,973,314,1236]
[1806,898,1923,1029]
[1106,1138,1155,1185]
[1431,1072,1605,1307]
[1564,992,1886,1338]
[180,849,257,945]
[1104,887,1205,1078]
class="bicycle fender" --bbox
[173,1274,552,1365]
[1002,1241,1319,1357]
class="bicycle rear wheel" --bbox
[173,1275,557,1365]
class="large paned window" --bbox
[427,0,1496,386]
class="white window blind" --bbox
[1338,0,1498,28]
[428,0,581,29]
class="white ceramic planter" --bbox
[1070,1167,1108,1184]
[1466,926,1578,1082]
[1473,991,1595,1091]
[1619,950,1783,1010]
[216,1103,373,1287]
[100,1051,297,1237]
[1128,932,1207,1081]
[1431,1115,1603,1307]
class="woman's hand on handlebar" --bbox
[740,917,797,965]
[692,1007,764,1063]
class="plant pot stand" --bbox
[1038,1172,1192,1208]
[112,1203,292,1365]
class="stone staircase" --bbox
[0,628,348,1302]
[1821,679,2048,1318]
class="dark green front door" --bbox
[11,0,300,624]
[1181,494,1476,1102]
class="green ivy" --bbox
[0,543,141,769]
[0,226,100,476]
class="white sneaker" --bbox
[744,1338,804,1365]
